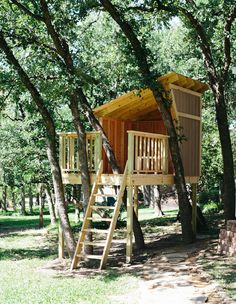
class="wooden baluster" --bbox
[95,132,102,171]
[154,138,157,173]
[135,135,138,172]
[59,135,65,170]
[143,136,147,171]
[139,136,142,173]
[69,137,75,171]
[164,138,169,174]
[147,137,150,171]
[151,138,154,171]
[66,137,69,170]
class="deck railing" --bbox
[58,132,102,173]
[127,131,169,174]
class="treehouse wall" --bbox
[172,87,202,177]
[101,117,173,174]
[100,86,202,177]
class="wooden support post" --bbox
[191,183,197,236]
[58,221,65,259]
[126,132,135,264]
[164,138,169,174]
[134,186,138,219]
[95,132,102,171]
[126,184,133,264]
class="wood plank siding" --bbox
[172,88,202,177]
[101,117,174,174]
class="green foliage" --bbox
[202,201,222,215]
[198,189,219,205]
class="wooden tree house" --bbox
[58,72,208,270]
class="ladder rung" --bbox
[77,254,103,260]
[81,241,106,246]
[112,239,126,244]
[83,229,109,233]
[91,206,115,210]
[94,194,118,198]
[87,217,112,222]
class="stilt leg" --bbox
[191,183,197,236]
[126,185,133,263]
[134,186,138,219]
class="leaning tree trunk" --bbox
[213,84,235,220]
[0,33,76,258]
[46,140,76,257]
[155,95,194,242]
[77,89,145,249]
[45,184,57,225]
[99,0,194,243]
[69,90,93,254]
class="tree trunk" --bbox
[154,97,193,241]
[212,84,235,219]
[174,6,235,220]
[69,91,93,254]
[11,188,16,212]
[100,0,194,243]
[29,184,34,214]
[20,185,26,215]
[0,33,76,258]
[153,186,164,216]
[77,89,145,249]
[45,184,57,225]
[39,184,44,228]
[2,185,7,212]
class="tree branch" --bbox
[0,31,55,137]
[99,0,152,84]
[39,0,74,71]
[222,5,236,81]
[10,0,44,21]
[154,1,217,84]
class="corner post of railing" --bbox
[95,132,102,171]
[58,134,64,171]
[126,131,134,264]
[127,131,135,175]
[164,137,169,174]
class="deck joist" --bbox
[62,172,199,186]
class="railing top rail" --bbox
[57,131,102,137]
[127,130,169,139]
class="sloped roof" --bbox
[94,72,208,121]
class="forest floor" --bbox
[0,208,235,304]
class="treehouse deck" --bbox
[59,130,199,186]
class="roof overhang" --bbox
[93,72,208,121]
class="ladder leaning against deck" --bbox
[70,160,128,270]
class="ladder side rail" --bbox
[70,160,103,270]
[99,162,128,269]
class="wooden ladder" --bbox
[70,160,128,270]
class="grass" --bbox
[0,205,235,303]
[0,212,138,304]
